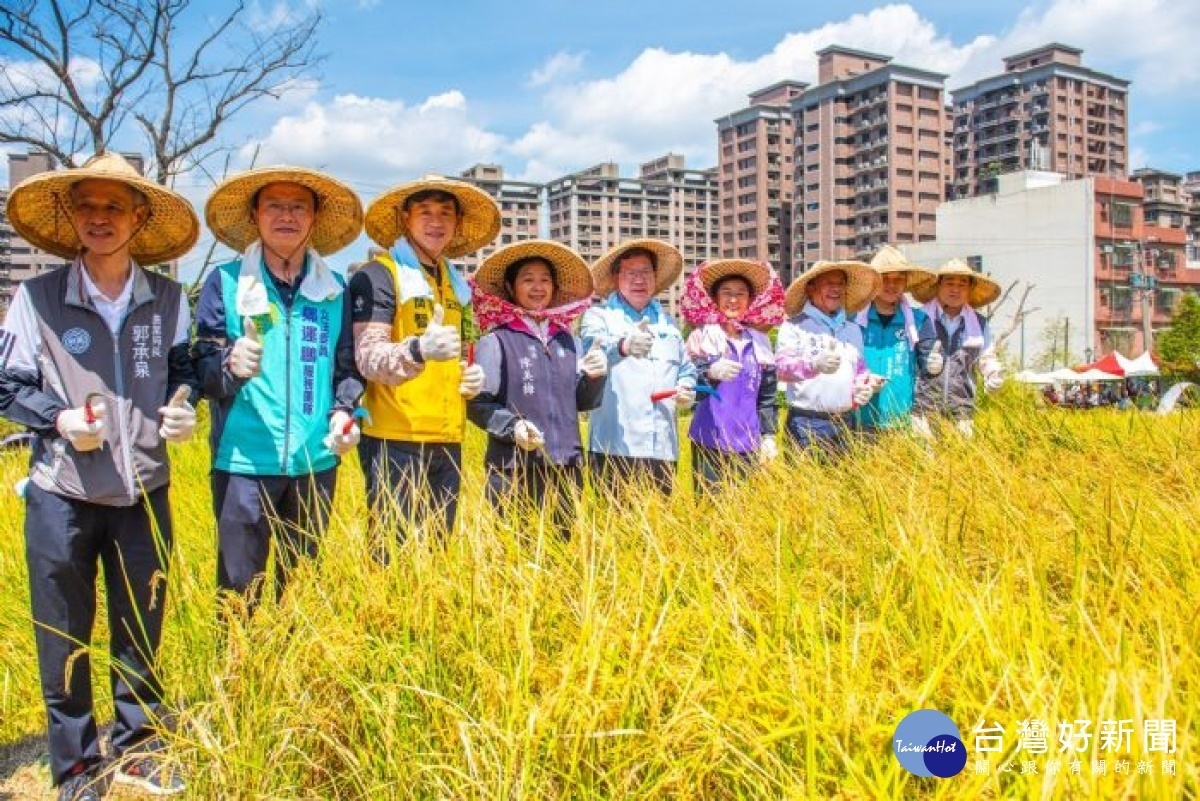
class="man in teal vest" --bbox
[194,166,365,609]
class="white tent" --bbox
[1122,352,1160,377]
[1072,368,1124,382]
[1016,370,1054,384]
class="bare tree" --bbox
[0,0,320,183]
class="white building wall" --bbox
[903,171,1094,367]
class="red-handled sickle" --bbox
[466,342,475,366]
[649,388,680,403]
[343,407,370,435]
[83,392,104,424]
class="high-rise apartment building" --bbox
[1,152,74,315]
[788,46,949,273]
[456,163,542,275]
[545,154,718,309]
[951,43,1129,198]
[715,81,803,279]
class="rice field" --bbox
[1,388,1197,798]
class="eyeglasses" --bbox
[620,269,655,281]
[259,201,314,218]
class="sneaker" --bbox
[57,763,108,801]
[114,752,185,796]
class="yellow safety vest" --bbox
[362,252,465,442]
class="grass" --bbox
[1,389,1197,798]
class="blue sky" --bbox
[3,0,1199,280]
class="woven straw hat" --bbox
[784,260,880,317]
[869,245,935,285]
[590,238,683,297]
[475,240,593,306]
[364,174,500,258]
[908,258,1002,307]
[6,152,199,264]
[205,166,363,255]
[696,259,771,297]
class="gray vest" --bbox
[914,314,989,420]
[24,263,184,506]
[486,327,584,468]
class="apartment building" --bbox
[1182,171,1200,265]
[455,163,542,275]
[951,43,1129,198]
[789,45,949,273]
[1,152,74,315]
[545,154,719,310]
[905,171,1196,361]
[715,81,803,279]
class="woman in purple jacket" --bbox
[681,259,786,496]
[467,241,608,538]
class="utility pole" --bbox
[1132,241,1156,354]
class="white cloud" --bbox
[243,91,504,190]
[509,5,994,178]
[529,52,585,87]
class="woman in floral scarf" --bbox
[466,240,608,538]
[680,259,786,495]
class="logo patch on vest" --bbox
[62,327,91,355]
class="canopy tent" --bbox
[1079,351,1126,376]
[1016,370,1055,384]
[1073,368,1124,382]
[1122,351,1160,377]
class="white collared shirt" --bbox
[79,263,135,335]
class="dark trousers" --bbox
[588,453,676,497]
[785,410,851,458]
[358,436,462,544]
[23,482,172,785]
[486,462,583,540]
[690,443,755,497]
[212,469,337,609]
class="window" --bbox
[1110,202,1134,228]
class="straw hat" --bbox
[475,240,593,306]
[908,258,1002,307]
[784,260,880,317]
[696,259,771,297]
[590,238,683,297]
[5,152,199,264]
[205,166,363,255]
[364,174,500,258]
[869,245,935,284]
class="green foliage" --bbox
[1156,292,1200,379]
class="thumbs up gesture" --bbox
[622,318,654,358]
[229,316,264,379]
[926,340,944,377]
[815,337,842,374]
[158,385,197,443]
[417,303,461,361]
[580,341,608,378]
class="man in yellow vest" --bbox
[349,176,499,544]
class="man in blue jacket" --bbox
[852,245,942,434]
[194,166,365,609]
[580,239,696,495]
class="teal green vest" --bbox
[214,258,344,476]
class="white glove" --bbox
[158,387,197,443]
[580,344,608,379]
[513,419,544,451]
[229,317,263,379]
[674,385,697,409]
[925,341,944,377]
[816,338,842,375]
[459,362,485,399]
[622,320,654,358]
[417,303,461,362]
[324,410,360,456]
[984,371,1004,392]
[707,358,742,382]
[56,398,107,452]
[852,375,874,407]
[758,435,779,463]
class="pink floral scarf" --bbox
[680,262,786,330]
[470,279,592,334]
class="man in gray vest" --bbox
[0,153,199,800]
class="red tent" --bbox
[1076,351,1125,376]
